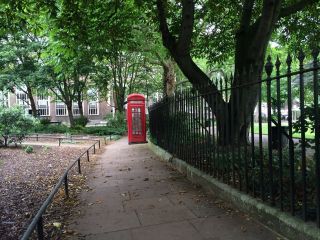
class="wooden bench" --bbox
[48,121,61,125]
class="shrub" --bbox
[24,145,34,154]
[73,116,89,127]
[33,124,69,134]
[105,112,127,133]
[0,106,36,147]
[82,126,125,136]
[70,124,85,132]
[39,118,51,125]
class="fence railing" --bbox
[26,134,113,146]
[20,137,103,240]
[149,49,320,226]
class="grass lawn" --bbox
[253,123,315,139]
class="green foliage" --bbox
[293,104,317,149]
[105,112,127,132]
[39,118,51,125]
[33,124,70,134]
[32,123,126,136]
[73,116,89,127]
[24,145,34,154]
[81,126,125,136]
[0,106,36,147]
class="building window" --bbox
[37,94,49,116]
[73,102,80,116]
[16,90,29,107]
[87,88,99,116]
[88,101,98,115]
[56,102,67,116]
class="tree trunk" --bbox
[78,99,84,116]
[3,136,8,147]
[66,101,75,127]
[162,59,176,97]
[76,89,84,117]
[26,85,37,118]
[75,82,84,117]
[113,87,125,113]
[156,0,284,146]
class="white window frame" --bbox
[88,101,99,115]
[72,102,81,116]
[55,101,67,116]
[37,95,50,116]
[16,90,29,107]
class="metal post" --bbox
[93,144,96,154]
[298,50,307,221]
[250,109,255,197]
[275,56,284,211]
[87,150,90,162]
[37,216,44,240]
[64,175,69,198]
[78,158,81,174]
[58,138,61,146]
[265,56,275,205]
[286,54,295,215]
[312,49,320,227]
[36,134,39,141]
[98,140,101,149]
[258,76,265,201]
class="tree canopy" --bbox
[0,0,318,132]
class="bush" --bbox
[73,116,89,127]
[39,118,51,125]
[24,145,34,153]
[82,126,125,136]
[0,106,36,147]
[105,112,127,133]
[33,124,69,134]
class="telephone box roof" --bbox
[127,93,145,101]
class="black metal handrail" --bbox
[20,138,102,240]
[26,134,113,146]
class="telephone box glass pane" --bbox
[132,107,142,135]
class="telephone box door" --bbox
[127,94,146,144]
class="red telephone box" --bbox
[127,94,147,144]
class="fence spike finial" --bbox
[286,54,292,66]
[312,48,319,59]
[265,55,273,76]
[275,56,281,69]
[229,73,234,85]
[298,49,305,63]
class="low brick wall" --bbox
[148,141,320,240]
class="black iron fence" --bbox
[20,137,103,240]
[149,49,320,226]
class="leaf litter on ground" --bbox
[0,144,92,239]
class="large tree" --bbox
[154,0,319,144]
[0,31,44,117]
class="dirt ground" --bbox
[0,143,97,240]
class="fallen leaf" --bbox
[53,222,62,228]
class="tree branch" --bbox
[177,0,195,55]
[156,0,177,52]
[279,0,316,18]
[239,0,255,33]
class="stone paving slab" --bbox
[67,137,285,240]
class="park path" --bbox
[67,137,284,240]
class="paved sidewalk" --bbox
[67,137,283,240]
